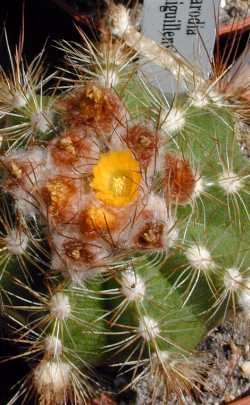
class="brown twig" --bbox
[108,3,202,83]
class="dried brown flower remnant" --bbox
[134,222,164,249]
[50,128,92,167]
[57,83,127,136]
[164,154,196,204]
[1,148,46,192]
[79,206,116,236]
[63,240,94,264]
[2,160,27,191]
[9,161,23,179]
[125,124,158,167]
[42,177,77,222]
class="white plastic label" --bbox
[142,0,220,91]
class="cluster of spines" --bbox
[0,2,249,404]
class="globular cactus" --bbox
[0,2,249,404]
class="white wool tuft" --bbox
[192,176,207,199]
[5,229,29,255]
[33,360,71,395]
[11,91,27,109]
[185,244,215,271]
[139,316,160,341]
[44,336,63,357]
[111,5,131,37]
[145,194,168,222]
[14,191,38,219]
[4,146,47,189]
[191,91,209,108]
[208,89,225,107]
[5,146,46,167]
[121,269,145,301]
[159,350,170,362]
[224,267,242,291]
[144,194,179,248]
[165,215,179,248]
[161,108,186,135]
[98,70,119,88]
[31,110,51,133]
[218,171,242,194]
[49,293,71,320]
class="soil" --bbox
[134,316,250,405]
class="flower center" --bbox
[111,173,131,197]
[91,150,141,207]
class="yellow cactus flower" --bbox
[91,150,141,207]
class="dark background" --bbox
[0,0,107,71]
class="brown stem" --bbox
[109,3,203,84]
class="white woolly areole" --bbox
[4,146,47,186]
[11,91,27,109]
[5,229,29,255]
[218,171,242,194]
[139,316,160,341]
[44,336,63,357]
[33,360,71,395]
[27,146,47,165]
[99,69,119,88]
[159,350,170,362]
[238,279,250,313]
[185,244,215,271]
[145,194,168,222]
[145,194,179,248]
[192,176,206,199]
[154,144,166,172]
[208,89,225,107]
[31,110,51,133]
[224,267,242,291]
[121,270,145,301]
[110,5,131,36]
[191,91,209,108]
[13,188,37,218]
[161,108,186,135]
[5,146,46,167]
[166,216,179,248]
[49,293,71,320]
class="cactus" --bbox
[0,2,249,404]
